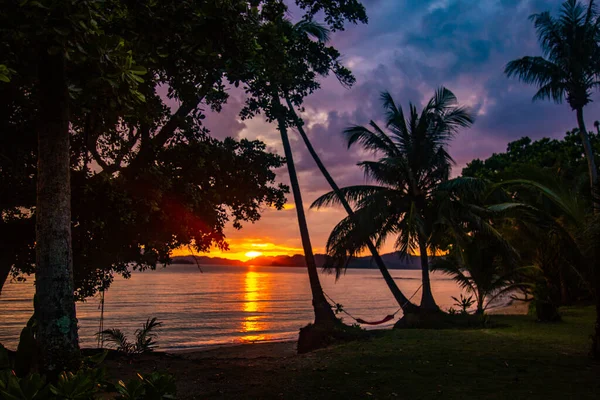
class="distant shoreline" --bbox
[171,252,424,270]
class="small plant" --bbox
[0,344,176,400]
[333,302,345,315]
[451,294,475,314]
[0,360,105,400]
[100,317,163,354]
[0,371,51,400]
[116,372,177,400]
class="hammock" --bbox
[323,284,423,326]
[355,314,395,325]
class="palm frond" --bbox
[135,317,163,353]
[428,87,458,114]
[344,123,398,155]
[99,329,133,353]
[493,179,583,224]
[294,19,330,43]
[310,185,386,209]
[505,57,564,103]
[436,176,489,199]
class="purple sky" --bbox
[198,0,600,258]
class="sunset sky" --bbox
[177,0,600,261]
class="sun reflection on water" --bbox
[241,271,271,342]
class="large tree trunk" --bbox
[285,96,419,315]
[0,260,10,296]
[274,96,336,327]
[35,50,80,374]
[576,108,598,194]
[418,239,438,311]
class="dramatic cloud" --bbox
[197,0,600,257]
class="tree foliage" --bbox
[432,233,525,314]
[0,0,368,298]
[462,130,600,197]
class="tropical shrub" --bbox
[0,345,176,399]
[100,317,162,354]
[116,372,177,400]
[451,294,475,314]
[432,233,525,315]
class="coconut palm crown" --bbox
[505,0,600,191]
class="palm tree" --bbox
[284,97,419,315]
[505,0,600,193]
[273,96,337,326]
[312,88,474,312]
[432,233,523,315]
[267,20,343,327]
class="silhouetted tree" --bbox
[313,88,474,311]
[505,0,600,193]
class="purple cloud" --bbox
[199,0,600,255]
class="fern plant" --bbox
[100,317,163,354]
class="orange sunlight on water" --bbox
[241,270,271,342]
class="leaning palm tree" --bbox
[505,0,600,192]
[268,20,339,327]
[312,88,474,312]
[252,18,351,328]
[273,98,336,326]
[284,98,418,314]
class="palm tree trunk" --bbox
[476,290,484,315]
[559,268,570,305]
[418,238,438,311]
[593,255,600,359]
[35,49,80,374]
[576,108,598,194]
[273,95,336,327]
[285,96,419,314]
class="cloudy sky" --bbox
[186,0,600,260]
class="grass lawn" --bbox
[106,306,600,399]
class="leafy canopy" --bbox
[0,0,368,297]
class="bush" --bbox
[0,345,176,400]
[100,317,163,355]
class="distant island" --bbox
[171,252,421,270]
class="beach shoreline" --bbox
[159,301,530,357]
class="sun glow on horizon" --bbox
[244,251,263,259]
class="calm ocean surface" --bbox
[0,265,468,351]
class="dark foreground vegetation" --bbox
[96,307,598,399]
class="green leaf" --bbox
[129,66,147,75]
